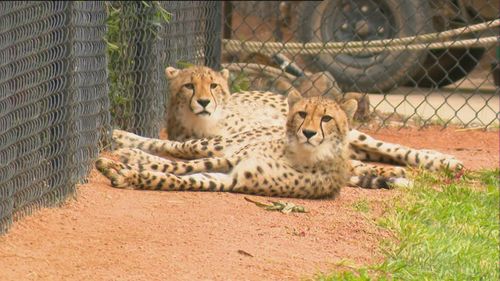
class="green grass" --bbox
[352,199,371,213]
[316,168,499,281]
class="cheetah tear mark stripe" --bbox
[319,107,328,144]
[208,73,218,110]
[188,82,196,110]
[296,110,306,136]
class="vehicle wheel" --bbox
[406,0,487,88]
[407,47,485,87]
[296,0,433,92]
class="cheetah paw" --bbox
[419,150,464,171]
[95,158,137,189]
[442,157,464,171]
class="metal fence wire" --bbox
[0,1,110,233]
[109,1,222,137]
[222,0,499,129]
[0,0,222,233]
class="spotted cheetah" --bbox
[157,66,463,172]
[97,94,408,198]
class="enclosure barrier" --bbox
[109,1,222,137]
[222,1,499,129]
[0,1,222,233]
[0,1,110,233]
[223,19,499,55]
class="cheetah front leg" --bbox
[96,158,235,192]
[115,148,237,175]
[112,129,226,159]
[348,130,463,171]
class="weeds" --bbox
[104,1,171,129]
[352,199,371,213]
[317,168,499,280]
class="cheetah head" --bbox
[286,90,357,162]
[165,66,230,117]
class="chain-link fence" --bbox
[0,1,110,233]
[109,1,222,137]
[222,0,499,129]
[0,1,222,233]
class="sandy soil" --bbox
[0,126,497,281]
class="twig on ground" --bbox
[244,197,308,214]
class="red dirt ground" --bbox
[0,127,497,281]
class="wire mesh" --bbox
[222,0,499,129]
[0,1,110,234]
[0,0,222,234]
[109,1,222,138]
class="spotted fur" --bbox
[97,96,409,198]
[162,66,463,172]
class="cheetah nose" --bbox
[302,129,317,139]
[197,99,210,107]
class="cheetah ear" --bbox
[220,69,230,80]
[340,99,358,122]
[287,89,302,107]
[165,66,180,80]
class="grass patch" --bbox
[352,199,371,213]
[316,168,499,280]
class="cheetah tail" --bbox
[349,175,412,189]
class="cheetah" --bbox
[97,94,408,198]
[153,66,463,172]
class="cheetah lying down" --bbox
[97,94,410,198]
[161,65,463,172]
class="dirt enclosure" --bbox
[0,126,497,281]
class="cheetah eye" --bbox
[298,111,307,118]
[184,83,194,90]
[210,83,218,89]
[321,115,333,122]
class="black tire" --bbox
[407,47,485,88]
[406,1,487,88]
[296,0,433,92]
